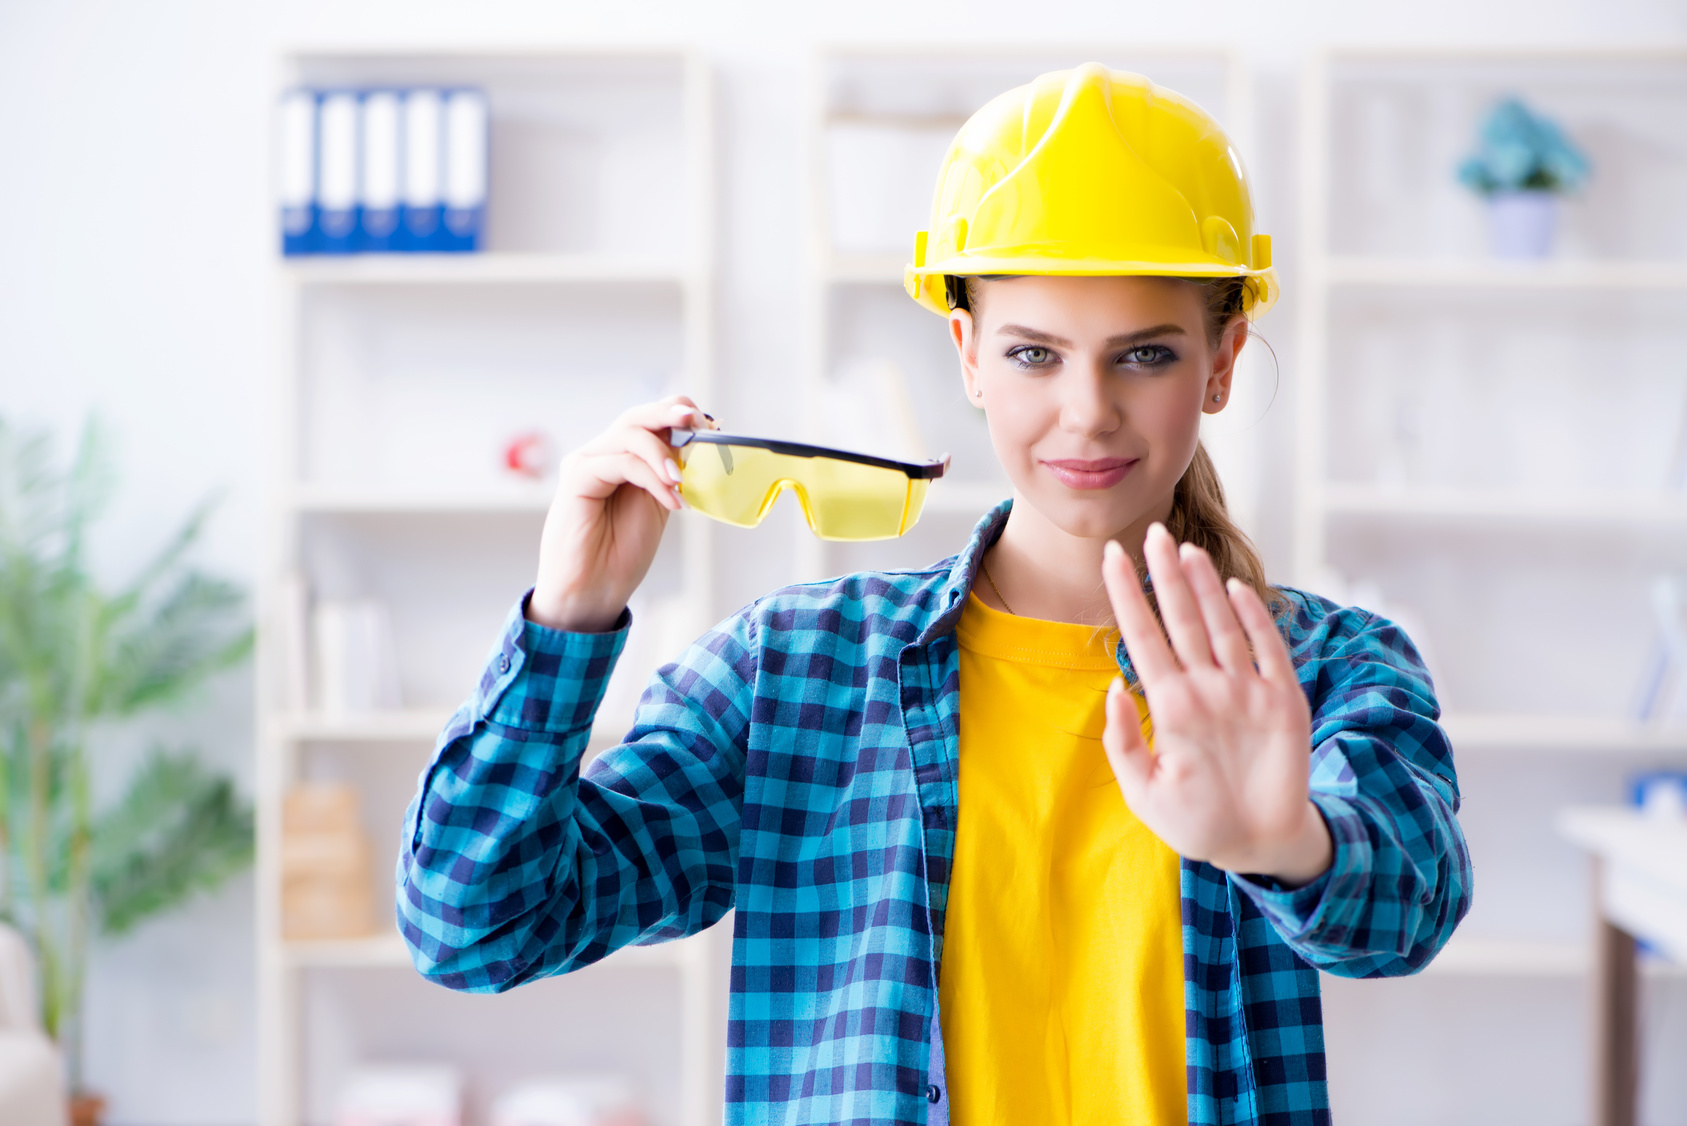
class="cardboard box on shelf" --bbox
[282,784,377,941]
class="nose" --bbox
[1059,360,1121,438]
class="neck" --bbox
[980,492,1173,624]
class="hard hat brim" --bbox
[904,259,1279,320]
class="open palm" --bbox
[1100,524,1330,886]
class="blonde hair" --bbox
[1167,275,1283,616]
[951,273,1283,617]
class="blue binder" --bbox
[358,90,402,252]
[441,88,488,252]
[316,91,359,255]
[278,89,317,255]
[400,88,445,251]
[277,83,488,256]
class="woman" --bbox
[397,65,1471,1126]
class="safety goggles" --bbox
[671,430,949,541]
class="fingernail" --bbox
[1104,540,1122,560]
[703,412,716,422]
[665,458,682,484]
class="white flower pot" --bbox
[1486,190,1559,260]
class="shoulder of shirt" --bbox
[1273,584,1419,666]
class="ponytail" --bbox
[1163,441,1283,617]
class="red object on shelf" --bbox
[503,431,555,479]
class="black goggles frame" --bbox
[670,430,950,479]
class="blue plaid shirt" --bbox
[397,502,1471,1126]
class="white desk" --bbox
[1556,806,1687,1126]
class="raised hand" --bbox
[527,397,713,634]
[1100,524,1331,887]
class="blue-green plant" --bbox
[0,417,254,1094]
[1457,97,1591,195]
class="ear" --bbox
[950,307,982,405]
[1202,315,1248,415]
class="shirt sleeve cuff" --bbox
[1228,794,1369,942]
[472,590,633,735]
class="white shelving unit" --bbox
[257,49,724,1126]
[1296,48,1687,987]
[798,46,1256,580]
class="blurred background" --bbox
[3,1,1687,1124]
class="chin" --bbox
[1018,486,1146,541]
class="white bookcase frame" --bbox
[797,45,1256,582]
[1295,47,1687,977]
[256,48,724,1126]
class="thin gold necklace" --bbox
[980,558,1016,616]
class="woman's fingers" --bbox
[1101,677,1154,805]
[1103,539,1178,687]
[612,395,714,442]
[1144,524,1215,670]
[618,426,687,497]
[576,450,681,510]
[1181,544,1253,675]
[1228,579,1296,686]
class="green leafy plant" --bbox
[0,416,253,1094]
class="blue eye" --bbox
[1008,346,1056,368]
[1121,344,1176,367]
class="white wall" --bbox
[3,1,1687,1123]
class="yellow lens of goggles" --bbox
[672,431,949,541]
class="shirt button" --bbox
[926,1085,941,1103]
[498,654,511,673]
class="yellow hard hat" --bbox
[904,63,1276,318]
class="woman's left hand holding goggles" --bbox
[1100,525,1332,888]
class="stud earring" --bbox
[975,390,983,398]
[1213,393,1222,402]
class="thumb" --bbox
[1102,678,1154,805]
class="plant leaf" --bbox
[90,747,253,937]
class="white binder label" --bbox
[444,90,488,209]
[403,89,442,207]
[318,92,359,213]
[360,91,400,211]
[278,90,315,211]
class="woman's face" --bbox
[950,275,1245,541]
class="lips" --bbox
[1041,457,1138,490]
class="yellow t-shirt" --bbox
[940,592,1185,1126]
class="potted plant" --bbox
[0,418,255,1125]
[1457,96,1592,260]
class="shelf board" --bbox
[1366,936,1686,978]
[1417,937,1586,976]
[273,709,455,743]
[284,934,414,968]
[1441,713,1687,754]
[823,252,907,285]
[281,931,697,970]
[1323,257,1687,291]
[288,482,553,515]
[282,253,692,287]
[1321,484,1687,528]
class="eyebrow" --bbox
[995,323,1188,348]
